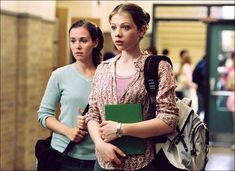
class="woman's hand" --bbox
[95,140,126,165]
[64,127,88,143]
[65,107,88,143]
[77,115,87,130]
[100,121,119,142]
[45,116,87,143]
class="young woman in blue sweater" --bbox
[38,19,103,171]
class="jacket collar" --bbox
[102,52,149,73]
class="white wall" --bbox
[92,1,154,32]
[56,0,234,32]
[1,1,19,12]
[57,1,154,32]
[57,1,92,17]
[1,1,56,21]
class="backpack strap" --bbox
[63,104,89,154]
[144,56,192,153]
[144,55,173,143]
[167,126,188,153]
[144,55,173,117]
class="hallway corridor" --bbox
[205,145,235,171]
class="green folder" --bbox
[105,103,145,155]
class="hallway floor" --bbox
[205,145,234,171]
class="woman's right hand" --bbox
[65,127,88,143]
[95,140,126,165]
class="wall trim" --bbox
[1,9,55,24]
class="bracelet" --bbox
[116,123,123,138]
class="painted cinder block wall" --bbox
[1,11,55,171]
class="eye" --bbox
[70,39,76,43]
[81,40,87,43]
[123,25,130,31]
[79,38,88,43]
[111,25,116,31]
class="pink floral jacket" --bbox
[86,54,179,170]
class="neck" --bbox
[75,60,96,77]
[120,48,143,63]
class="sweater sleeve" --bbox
[37,70,61,128]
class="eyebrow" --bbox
[70,36,88,40]
[111,22,131,25]
[79,37,88,40]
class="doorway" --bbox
[207,22,234,144]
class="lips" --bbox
[115,40,124,46]
[75,52,83,55]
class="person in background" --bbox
[193,55,207,117]
[225,52,235,150]
[103,51,115,61]
[85,3,179,171]
[37,19,104,171]
[145,46,158,55]
[176,49,198,110]
[103,45,120,61]
[162,48,169,56]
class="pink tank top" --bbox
[116,74,135,100]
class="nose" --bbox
[114,28,122,37]
[75,41,82,49]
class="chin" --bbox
[74,56,83,60]
[116,47,125,51]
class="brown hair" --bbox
[180,49,191,65]
[69,19,104,66]
[109,3,150,31]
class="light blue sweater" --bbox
[38,63,95,160]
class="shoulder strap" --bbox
[144,55,173,117]
[63,104,89,154]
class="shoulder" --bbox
[54,64,72,72]
[158,60,173,72]
[52,64,73,74]
[96,55,120,71]
[50,64,74,81]
[102,55,119,64]
[196,59,206,68]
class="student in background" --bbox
[85,3,179,171]
[162,48,169,56]
[193,55,206,117]
[176,49,198,111]
[103,51,115,61]
[225,52,235,150]
[37,19,104,171]
[145,46,158,55]
[103,45,120,61]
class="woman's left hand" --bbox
[100,121,119,142]
[77,115,87,130]
[76,107,87,130]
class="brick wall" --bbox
[1,11,55,171]
[0,13,18,171]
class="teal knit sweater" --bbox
[38,63,95,160]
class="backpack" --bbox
[144,55,209,171]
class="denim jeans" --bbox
[94,160,155,171]
[60,156,95,171]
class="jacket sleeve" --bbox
[85,64,103,124]
[156,61,179,129]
